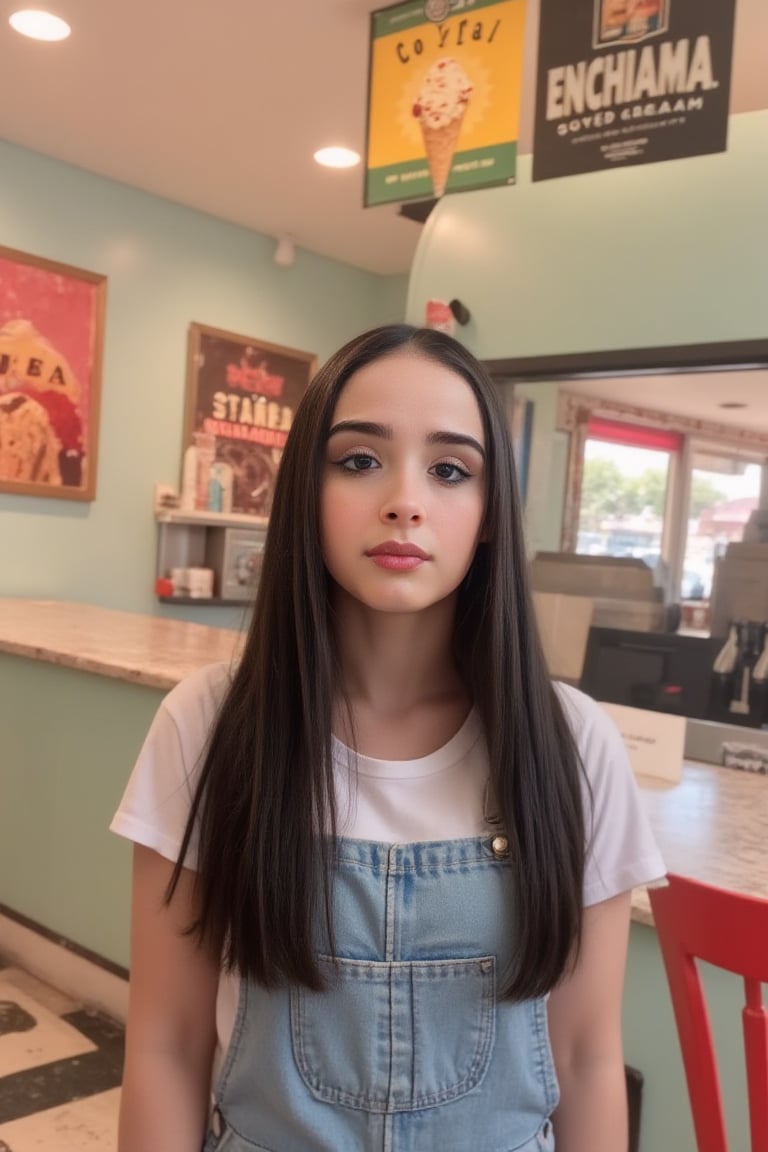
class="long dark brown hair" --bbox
[169,324,585,999]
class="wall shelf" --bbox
[155,508,268,529]
[155,508,267,604]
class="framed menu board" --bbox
[183,322,316,518]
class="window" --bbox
[575,419,681,584]
[682,446,763,601]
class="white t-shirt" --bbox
[110,662,665,1066]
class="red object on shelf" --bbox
[155,577,174,597]
[649,873,768,1152]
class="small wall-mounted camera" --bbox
[449,299,471,326]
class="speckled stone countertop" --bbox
[631,761,767,925]
[1,600,765,924]
[0,599,243,690]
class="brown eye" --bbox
[432,462,469,483]
[340,452,378,472]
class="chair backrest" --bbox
[649,874,768,1152]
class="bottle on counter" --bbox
[180,443,198,511]
[193,431,216,511]
[209,461,234,514]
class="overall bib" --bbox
[203,836,559,1152]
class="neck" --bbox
[331,590,466,715]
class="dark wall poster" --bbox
[182,324,316,518]
[532,0,736,182]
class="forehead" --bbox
[333,351,484,435]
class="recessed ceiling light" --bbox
[9,9,71,40]
[314,147,360,169]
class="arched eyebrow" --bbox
[327,420,485,460]
[428,430,485,459]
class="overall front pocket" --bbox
[290,954,496,1113]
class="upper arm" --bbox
[547,890,632,1069]
[124,844,219,1064]
[118,847,219,1149]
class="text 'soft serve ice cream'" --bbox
[412,57,473,197]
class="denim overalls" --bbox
[203,836,558,1152]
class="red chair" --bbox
[649,873,768,1152]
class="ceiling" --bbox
[565,369,768,436]
[1,0,766,277]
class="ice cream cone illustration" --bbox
[420,115,466,198]
[412,58,472,198]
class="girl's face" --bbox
[320,350,487,617]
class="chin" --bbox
[362,595,431,614]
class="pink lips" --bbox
[366,541,429,572]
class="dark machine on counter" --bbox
[580,621,768,731]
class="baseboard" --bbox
[0,910,129,1023]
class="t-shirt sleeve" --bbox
[556,683,667,906]
[109,662,232,870]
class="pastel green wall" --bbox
[406,111,768,359]
[0,652,162,966]
[0,140,408,626]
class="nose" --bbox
[380,471,425,523]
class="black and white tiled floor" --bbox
[0,962,123,1149]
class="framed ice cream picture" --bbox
[0,246,106,501]
[365,0,527,207]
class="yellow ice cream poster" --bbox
[365,0,526,206]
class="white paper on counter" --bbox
[599,702,685,783]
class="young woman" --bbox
[112,323,665,1152]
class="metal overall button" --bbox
[491,834,509,859]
